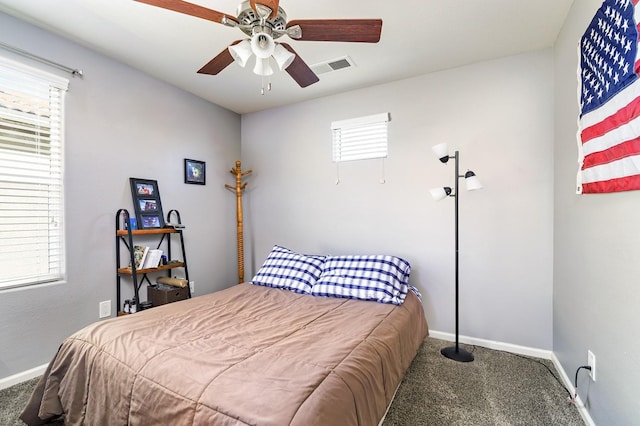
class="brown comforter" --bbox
[21,283,428,426]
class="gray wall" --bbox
[0,12,241,378]
[241,50,555,350]
[554,1,640,424]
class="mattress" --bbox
[21,283,428,425]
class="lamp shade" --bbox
[432,143,450,163]
[253,57,274,76]
[228,40,252,68]
[251,32,275,59]
[464,171,482,190]
[273,43,295,70]
[430,187,452,201]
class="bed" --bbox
[21,247,428,426]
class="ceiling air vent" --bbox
[311,56,356,75]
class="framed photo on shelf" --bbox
[139,214,162,229]
[138,199,158,212]
[184,158,206,185]
[129,178,165,229]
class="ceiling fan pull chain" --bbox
[260,76,273,95]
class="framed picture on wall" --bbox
[129,178,165,229]
[184,159,206,185]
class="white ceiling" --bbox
[0,0,574,114]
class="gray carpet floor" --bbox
[383,338,585,425]
[1,337,585,425]
[0,376,51,426]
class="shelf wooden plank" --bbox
[116,228,179,236]
[117,262,185,275]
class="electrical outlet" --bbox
[588,350,596,381]
[99,300,111,318]
[189,281,195,295]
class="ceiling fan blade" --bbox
[197,41,242,75]
[280,43,319,88]
[134,0,237,25]
[286,19,382,43]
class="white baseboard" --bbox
[550,352,597,426]
[428,330,554,359]
[428,330,596,426]
[0,364,47,390]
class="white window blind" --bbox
[331,112,390,162]
[0,56,68,289]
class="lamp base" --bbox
[441,346,474,362]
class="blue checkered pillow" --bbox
[311,255,411,305]
[251,245,325,294]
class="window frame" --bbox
[0,56,68,290]
[331,112,390,163]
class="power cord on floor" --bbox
[515,354,573,398]
[470,345,574,400]
[569,365,592,404]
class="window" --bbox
[0,57,68,289]
[331,112,390,162]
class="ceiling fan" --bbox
[134,0,383,91]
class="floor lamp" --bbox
[430,143,482,363]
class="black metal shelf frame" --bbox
[115,208,191,313]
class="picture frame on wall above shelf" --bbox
[129,178,165,229]
[184,158,206,185]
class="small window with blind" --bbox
[331,112,390,162]
[0,57,68,290]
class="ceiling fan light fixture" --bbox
[251,31,275,59]
[273,43,295,70]
[228,40,252,67]
[253,57,274,76]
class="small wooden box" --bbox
[148,285,188,307]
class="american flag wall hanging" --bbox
[577,0,640,194]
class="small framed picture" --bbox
[129,178,165,229]
[140,214,162,229]
[184,159,206,185]
[135,181,155,196]
[139,199,158,212]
